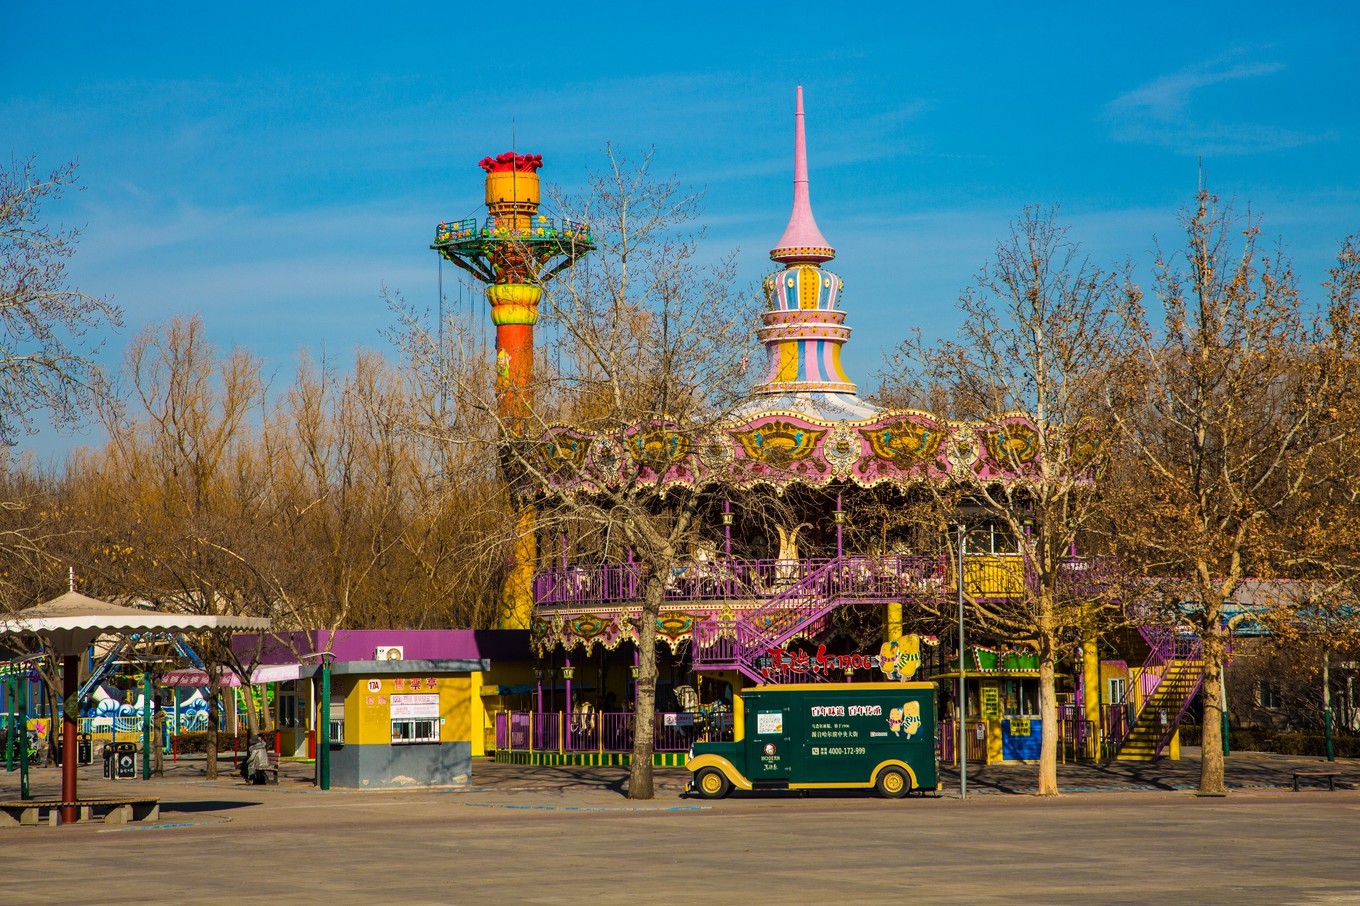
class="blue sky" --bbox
[6,2,1358,459]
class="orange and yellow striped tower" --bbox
[433,152,593,627]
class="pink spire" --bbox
[771,86,834,263]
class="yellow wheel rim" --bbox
[882,771,904,794]
[700,772,724,795]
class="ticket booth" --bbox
[319,657,488,789]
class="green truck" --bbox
[687,682,938,799]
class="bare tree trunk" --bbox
[205,674,220,780]
[152,699,165,776]
[628,572,664,799]
[1199,627,1227,794]
[1037,639,1059,796]
[243,684,262,738]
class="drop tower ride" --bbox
[432,152,594,628]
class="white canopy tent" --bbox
[0,591,270,820]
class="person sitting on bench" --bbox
[240,734,270,785]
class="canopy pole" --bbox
[61,655,79,822]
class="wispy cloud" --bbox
[1104,53,1328,156]
[1109,59,1283,119]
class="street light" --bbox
[562,664,575,717]
[300,652,336,791]
[834,494,845,559]
[956,522,967,800]
[723,500,733,559]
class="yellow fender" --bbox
[686,754,753,791]
[870,759,919,791]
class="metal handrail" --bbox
[434,217,592,245]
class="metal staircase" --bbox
[691,555,939,684]
[1116,628,1204,761]
[691,557,844,684]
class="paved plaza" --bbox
[4,751,1359,904]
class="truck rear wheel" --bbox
[696,768,731,800]
[875,767,910,799]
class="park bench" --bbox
[1292,771,1340,792]
[263,750,280,784]
[239,749,280,785]
[0,797,160,827]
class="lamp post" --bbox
[956,522,967,800]
[534,667,543,716]
[834,495,845,560]
[302,652,336,791]
[722,500,734,560]
[563,662,575,718]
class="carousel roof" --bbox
[732,389,881,423]
[521,90,1068,496]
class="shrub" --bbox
[172,730,277,755]
[1179,724,1360,757]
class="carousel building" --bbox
[436,89,1202,766]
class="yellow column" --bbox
[1083,635,1100,758]
[469,672,487,757]
[500,505,537,630]
[883,602,903,645]
[987,720,1005,764]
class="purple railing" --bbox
[493,710,735,754]
[533,554,951,607]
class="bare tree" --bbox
[1108,193,1360,793]
[89,316,277,777]
[0,157,122,445]
[883,207,1135,795]
[1,157,122,608]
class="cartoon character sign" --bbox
[878,635,922,682]
[888,701,922,738]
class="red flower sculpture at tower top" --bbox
[478,152,544,173]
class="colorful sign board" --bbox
[761,636,926,682]
[390,693,439,719]
[981,687,1001,720]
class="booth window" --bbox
[329,701,346,747]
[391,718,439,745]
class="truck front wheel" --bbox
[875,767,911,799]
[695,768,731,800]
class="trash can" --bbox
[77,733,93,766]
[102,742,114,778]
[107,742,137,780]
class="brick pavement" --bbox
[3,751,1358,904]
